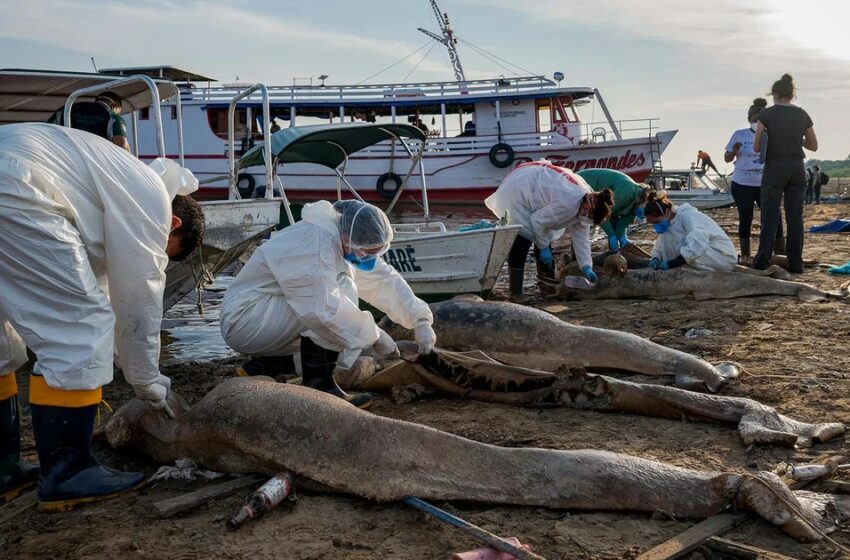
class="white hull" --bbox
[386,224,521,298]
[663,190,735,210]
[144,130,676,203]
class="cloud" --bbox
[0,0,457,82]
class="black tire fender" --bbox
[488,143,515,168]
[376,172,403,199]
[236,173,256,198]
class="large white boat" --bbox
[103,2,676,204]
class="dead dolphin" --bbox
[105,377,835,541]
[557,268,845,302]
[378,297,736,392]
[338,346,845,449]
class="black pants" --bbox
[507,235,554,277]
[814,182,822,203]
[805,184,814,204]
[753,159,806,270]
[730,182,782,240]
[701,158,720,175]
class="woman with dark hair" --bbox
[723,98,784,265]
[752,74,818,273]
[485,161,614,302]
[643,192,737,272]
[578,168,652,252]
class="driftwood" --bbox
[152,475,263,518]
[635,513,748,560]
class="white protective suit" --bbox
[485,161,594,270]
[220,200,433,358]
[650,203,737,272]
[0,123,197,392]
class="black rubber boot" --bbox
[773,235,786,257]
[299,336,371,409]
[31,403,146,512]
[0,394,39,502]
[507,267,529,304]
[235,355,296,378]
[533,248,558,295]
[738,237,751,266]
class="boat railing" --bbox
[329,120,663,158]
[181,75,566,103]
[576,118,660,143]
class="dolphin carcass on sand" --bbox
[106,378,846,542]
[379,297,737,392]
[558,267,847,302]
[337,344,844,449]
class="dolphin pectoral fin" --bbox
[674,373,711,392]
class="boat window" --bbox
[140,107,149,120]
[170,106,177,120]
[206,107,259,140]
[535,100,551,133]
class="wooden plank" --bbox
[152,475,263,518]
[636,513,748,560]
[0,489,36,526]
[703,537,797,560]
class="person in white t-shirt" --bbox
[723,98,783,265]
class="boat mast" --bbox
[417,0,467,84]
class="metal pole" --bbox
[63,75,165,156]
[175,92,185,166]
[593,88,622,141]
[130,107,139,157]
[440,102,446,138]
[403,497,546,560]
[228,83,271,200]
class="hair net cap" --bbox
[148,157,199,199]
[333,200,393,251]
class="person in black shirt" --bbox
[751,74,818,273]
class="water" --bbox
[160,203,496,365]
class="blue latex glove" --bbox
[618,234,630,248]
[582,265,598,283]
[539,247,554,266]
[607,236,619,251]
[650,257,661,270]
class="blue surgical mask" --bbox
[653,219,671,234]
[635,207,645,220]
[344,252,378,272]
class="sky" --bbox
[1,0,849,169]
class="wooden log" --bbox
[636,513,748,560]
[703,537,797,559]
[152,475,263,518]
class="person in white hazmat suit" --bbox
[220,199,436,409]
[485,161,614,303]
[642,192,737,272]
[0,123,205,511]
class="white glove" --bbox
[134,382,175,418]
[372,328,398,358]
[414,321,437,355]
[337,347,363,371]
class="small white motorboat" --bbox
[648,169,734,209]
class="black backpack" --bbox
[820,172,830,185]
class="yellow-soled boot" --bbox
[30,376,145,512]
